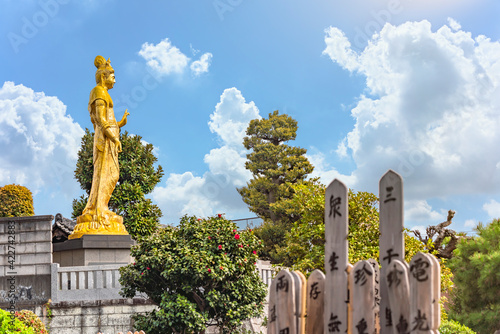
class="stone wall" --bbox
[25,298,156,334]
[0,215,53,308]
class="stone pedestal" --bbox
[52,234,135,267]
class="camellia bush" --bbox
[0,308,34,334]
[119,215,267,334]
[14,310,48,334]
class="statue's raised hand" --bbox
[118,109,129,128]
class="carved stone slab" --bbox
[350,260,376,334]
[276,269,296,334]
[268,274,278,334]
[324,179,349,334]
[305,269,325,334]
[409,252,435,334]
[426,254,440,331]
[379,170,405,333]
[385,259,410,333]
[292,270,306,334]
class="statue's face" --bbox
[104,73,115,89]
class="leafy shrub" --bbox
[0,308,35,334]
[0,184,34,217]
[15,310,48,334]
[119,215,267,334]
[439,319,476,334]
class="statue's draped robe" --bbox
[71,84,128,239]
[82,85,120,228]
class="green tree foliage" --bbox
[273,181,438,272]
[238,110,314,224]
[0,309,35,334]
[252,220,290,264]
[72,129,163,239]
[272,181,381,270]
[239,111,314,263]
[448,219,500,333]
[439,319,476,334]
[119,215,267,334]
[0,184,34,217]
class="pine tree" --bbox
[238,110,314,224]
[448,219,500,333]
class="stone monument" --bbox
[53,56,134,266]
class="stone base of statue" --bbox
[53,234,135,267]
[69,210,128,240]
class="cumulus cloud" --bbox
[306,150,356,188]
[404,200,443,223]
[139,38,212,78]
[190,53,213,76]
[0,81,84,197]
[483,199,500,219]
[323,20,500,202]
[464,219,477,228]
[447,17,461,31]
[152,88,260,222]
[323,27,360,72]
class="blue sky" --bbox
[1,0,500,234]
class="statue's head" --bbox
[94,55,115,87]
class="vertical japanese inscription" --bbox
[268,274,278,334]
[356,318,369,334]
[276,275,289,292]
[309,282,320,300]
[410,258,430,282]
[306,269,325,334]
[324,179,348,334]
[409,252,435,332]
[385,259,411,332]
[329,195,342,218]
[379,170,404,333]
[328,313,341,332]
[354,263,373,286]
[275,270,296,334]
[329,252,339,271]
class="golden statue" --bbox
[69,56,130,239]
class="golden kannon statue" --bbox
[69,56,130,239]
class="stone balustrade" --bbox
[51,263,126,303]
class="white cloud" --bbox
[405,200,443,223]
[336,139,348,158]
[152,88,260,223]
[190,53,213,76]
[0,81,84,197]
[208,87,261,147]
[139,38,213,78]
[323,20,500,201]
[483,199,500,219]
[464,219,477,228]
[411,225,427,236]
[323,27,360,72]
[139,38,189,76]
[306,150,356,188]
[447,17,461,31]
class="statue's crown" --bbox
[94,55,113,71]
